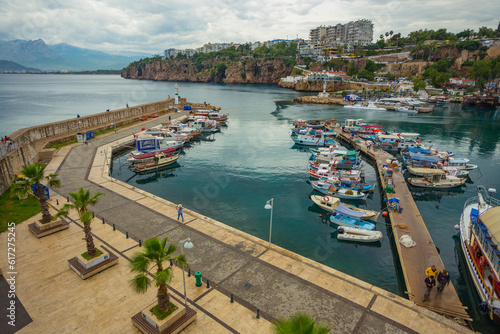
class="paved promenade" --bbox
[1,111,473,333]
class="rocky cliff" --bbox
[121,58,292,84]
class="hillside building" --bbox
[310,19,373,47]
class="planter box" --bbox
[28,218,69,238]
[132,299,197,334]
[68,246,118,280]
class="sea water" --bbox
[1,74,499,332]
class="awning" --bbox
[333,204,366,218]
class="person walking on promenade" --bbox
[177,204,184,222]
[423,275,436,302]
[425,265,438,278]
[437,269,450,295]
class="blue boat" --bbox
[329,204,376,230]
[310,180,368,200]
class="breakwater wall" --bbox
[0,98,216,195]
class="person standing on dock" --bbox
[177,204,184,222]
[436,269,450,295]
[425,265,438,278]
[423,275,436,302]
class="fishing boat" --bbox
[310,180,368,200]
[127,147,179,163]
[337,226,383,242]
[329,205,376,230]
[131,153,180,173]
[376,133,425,151]
[307,167,363,182]
[310,194,379,220]
[344,101,387,111]
[291,133,335,146]
[459,186,500,321]
[132,135,184,154]
[406,168,467,188]
[444,158,478,171]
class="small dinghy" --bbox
[337,226,383,243]
[329,204,376,230]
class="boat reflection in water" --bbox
[409,185,466,202]
[134,162,181,184]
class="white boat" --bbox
[406,168,467,188]
[395,106,417,113]
[337,226,383,243]
[310,180,368,200]
[459,186,500,321]
[131,153,180,172]
[133,135,184,154]
[310,194,379,220]
[344,101,387,111]
[291,133,335,146]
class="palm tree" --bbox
[129,236,188,312]
[14,163,60,223]
[57,188,103,256]
[272,312,331,334]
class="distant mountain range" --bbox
[0,39,153,71]
[0,60,41,72]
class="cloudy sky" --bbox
[0,0,498,54]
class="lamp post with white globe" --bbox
[265,198,274,249]
[179,237,194,306]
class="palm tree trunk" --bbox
[37,182,52,223]
[84,224,97,256]
[157,284,170,311]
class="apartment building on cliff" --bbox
[310,19,373,47]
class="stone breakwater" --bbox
[294,96,347,105]
[0,98,216,195]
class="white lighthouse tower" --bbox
[174,84,179,105]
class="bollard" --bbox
[169,259,173,266]
[56,199,59,205]
[195,271,202,287]
[230,294,234,303]
[102,218,105,224]
[113,224,116,231]
[256,309,260,319]
[126,231,129,239]
[188,269,191,277]
[206,280,210,289]
[67,196,69,202]
[139,239,142,247]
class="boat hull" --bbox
[337,226,382,242]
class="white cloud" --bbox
[0,0,498,53]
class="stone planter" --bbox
[132,299,197,334]
[68,245,118,280]
[28,218,69,238]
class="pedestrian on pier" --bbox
[177,204,184,222]
[425,265,438,278]
[423,275,435,302]
[436,269,450,295]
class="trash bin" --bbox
[31,184,50,199]
[195,271,202,287]
[76,133,85,143]
[85,131,94,139]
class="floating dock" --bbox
[334,128,471,321]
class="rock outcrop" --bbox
[121,58,292,84]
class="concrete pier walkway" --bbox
[0,111,473,333]
[335,129,470,321]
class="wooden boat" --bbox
[291,133,335,146]
[310,195,379,220]
[459,186,500,321]
[337,226,383,242]
[310,180,368,200]
[406,168,467,188]
[329,204,376,230]
[131,153,180,172]
[462,95,499,110]
[127,147,178,163]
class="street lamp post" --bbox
[179,237,194,306]
[264,198,274,249]
[111,122,118,145]
[77,120,82,133]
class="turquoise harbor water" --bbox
[1,74,500,332]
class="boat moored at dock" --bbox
[459,186,500,321]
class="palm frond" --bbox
[155,267,174,286]
[129,274,150,294]
[130,253,151,273]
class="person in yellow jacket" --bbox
[425,265,438,278]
